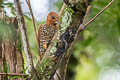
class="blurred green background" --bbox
[67,0,120,80]
[1,0,120,80]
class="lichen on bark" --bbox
[61,8,74,34]
[33,0,91,80]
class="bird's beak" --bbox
[55,21,60,25]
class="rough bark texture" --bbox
[14,0,34,74]
[0,18,24,80]
[32,0,92,80]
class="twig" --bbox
[58,3,66,17]
[61,0,116,77]
[25,0,39,46]
[1,9,5,19]
[82,5,91,25]
[34,0,115,79]
[14,0,34,74]
[37,3,67,79]
[53,0,116,79]
[0,73,28,76]
[83,0,116,29]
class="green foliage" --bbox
[23,0,120,80]
[25,16,39,63]
[0,0,119,80]
[0,0,3,4]
[66,0,120,80]
[34,58,55,80]
[3,61,8,73]
[10,76,24,80]
[56,1,63,11]
[0,0,3,8]
[1,2,16,16]
[0,20,17,43]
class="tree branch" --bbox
[33,0,91,79]
[32,0,116,79]
[58,3,66,17]
[25,0,39,47]
[14,0,34,74]
[56,0,116,80]
[0,73,28,76]
[83,0,116,28]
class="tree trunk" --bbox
[0,18,24,80]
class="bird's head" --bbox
[46,12,59,26]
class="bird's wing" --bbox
[37,24,43,47]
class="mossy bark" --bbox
[32,0,92,80]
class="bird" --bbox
[37,12,59,59]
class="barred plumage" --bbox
[38,24,56,55]
[37,12,59,58]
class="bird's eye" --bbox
[51,16,55,19]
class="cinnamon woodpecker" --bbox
[37,12,59,58]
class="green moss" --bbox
[33,0,90,79]
[50,41,58,54]
[61,7,74,34]
[35,57,56,79]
